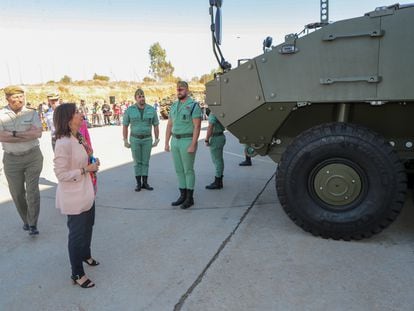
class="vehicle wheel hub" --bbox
[313,163,362,207]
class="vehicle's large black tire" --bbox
[276,123,407,240]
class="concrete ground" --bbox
[0,120,413,311]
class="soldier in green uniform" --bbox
[0,86,43,235]
[165,81,202,209]
[205,111,226,189]
[123,88,160,191]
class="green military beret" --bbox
[135,88,145,97]
[177,81,189,89]
[47,92,59,100]
[4,85,24,96]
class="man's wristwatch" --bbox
[12,131,17,137]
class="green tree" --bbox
[60,75,72,84]
[93,73,110,81]
[149,42,175,81]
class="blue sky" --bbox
[0,0,411,87]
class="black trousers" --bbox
[67,203,95,277]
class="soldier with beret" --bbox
[165,81,202,209]
[123,88,160,191]
[44,92,60,151]
[0,86,43,235]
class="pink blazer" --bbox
[54,136,95,215]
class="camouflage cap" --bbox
[47,92,60,100]
[134,88,145,97]
[4,85,24,96]
[177,81,189,89]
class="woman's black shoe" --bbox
[83,258,100,266]
[71,275,95,288]
[29,226,39,235]
[23,224,29,231]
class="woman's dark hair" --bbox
[53,103,77,139]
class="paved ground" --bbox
[0,120,413,311]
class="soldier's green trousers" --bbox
[2,146,43,226]
[131,137,152,176]
[171,137,196,190]
[209,135,226,177]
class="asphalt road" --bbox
[0,120,413,311]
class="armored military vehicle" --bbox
[206,1,414,240]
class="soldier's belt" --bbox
[212,132,224,137]
[172,133,193,139]
[131,133,151,139]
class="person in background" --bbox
[91,102,101,126]
[113,102,121,126]
[44,92,60,151]
[53,103,100,289]
[120,101,127,122]
[102,101,111,125]
[0,85,43,235]
[153,101,159,115]
[79,100,89,124]
[200,102,208,121]
[37,103,46,130]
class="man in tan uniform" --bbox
[0,86,43,235]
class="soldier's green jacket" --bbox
[123,104,159,134]
[208,113,225,134]
[169,98,202,135]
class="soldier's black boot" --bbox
[141,176,154,191]
[239,156,252,166]
[206,176,223,190]
[171,188,186,206]
[135,176,142,192]
[218,175,223,188]
[181,189,194,209]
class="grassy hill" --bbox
[0,81,206,108]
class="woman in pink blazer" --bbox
[53,103,100,289]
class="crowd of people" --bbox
[33,99,162,130]
[30,97,210,133]
[0,81,237,289]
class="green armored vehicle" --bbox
[206,1,414,240]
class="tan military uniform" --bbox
[0,106,43,227]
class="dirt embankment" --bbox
[0,81,206,108]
